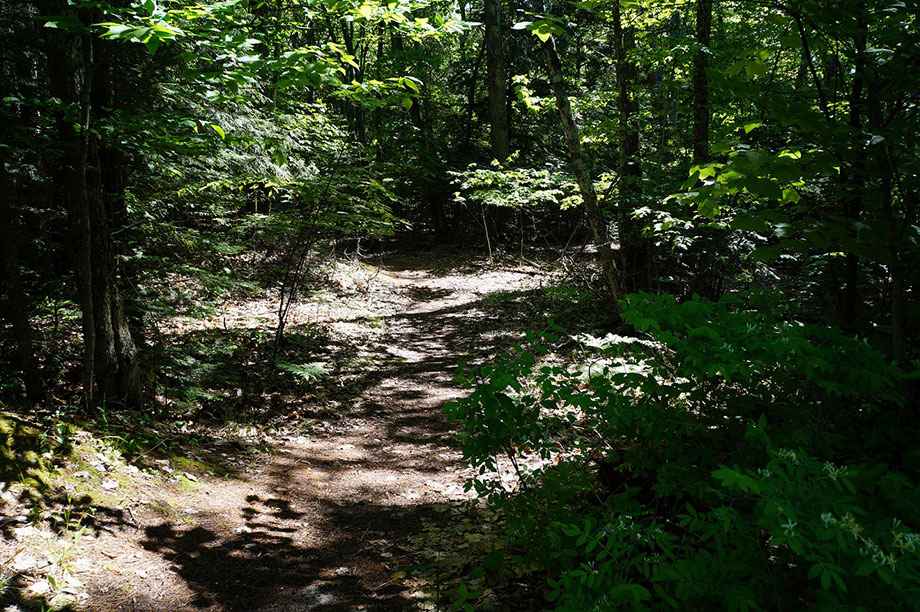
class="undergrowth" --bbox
[446,292,920,610]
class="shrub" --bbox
[446,293,919,610]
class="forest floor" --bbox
[2,250,566,611]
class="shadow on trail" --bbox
[133,256,583,610]
[139,498,442,610]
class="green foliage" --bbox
[451,164,582,210]
[447,294,918,609]
[276,361,328,385]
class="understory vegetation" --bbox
[2,0,919,609]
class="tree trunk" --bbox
[867,56,903,363]
[43,4,142,406]
[692,0,712,165]
[42,0,97,406]
[463,41,486,154]
[612,1,648,292]
[484,0,509,161]
[541,38,619,313]
[840,0,867,328]
[88,38,142,406]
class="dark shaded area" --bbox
[139,498,445,611]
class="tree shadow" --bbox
[138,495,439,610]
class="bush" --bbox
[446,293,919,610]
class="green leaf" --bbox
[44,16,86,32]
[533,27,552,43]
[712,467,761,494]
[210,124,226,139]
[781,188,800,204]
[145,33,162,54]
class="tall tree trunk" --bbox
[840,0,867,328]
[463,41,486,154]
[541,38,620,313]
[867,58,903,363]
[393,31,446,237]
[692,0,712,165]
[612,1,647,292]
[89,37,142,405]
[42,0,96,406]
[341,22,367,143]
[43,3,142,406]
[484,0,509,161]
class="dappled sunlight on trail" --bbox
[58,253,550,611]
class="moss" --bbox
[174,476,197,493]
[169,452,231,477]
[0,415,56,500]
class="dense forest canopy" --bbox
[2,0,920,609]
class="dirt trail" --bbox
[78,254,546,610]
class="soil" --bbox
[1,252,553,611]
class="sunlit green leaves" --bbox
[96,15,183,53]
[512,17,565,43]
[209,124,225,140]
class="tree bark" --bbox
[42,0,97,407]
[840,0,867,327]
[612,1,648,292]
[43,2,142,406]
[867,53,903,363]
[463,40,486,154]
[692,0,712,165]
[88,37,142,405]
[484,0,509,161]
[541,38,619,313]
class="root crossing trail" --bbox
[86,254,548,611]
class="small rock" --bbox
[26,579,51,597]
[12,524,37,540]
[12,554,37,572]
[182,472,198,482]
[101,479,119,491]
[62,573,83,588]
[47,593,77,611]
[73,471,90,479]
